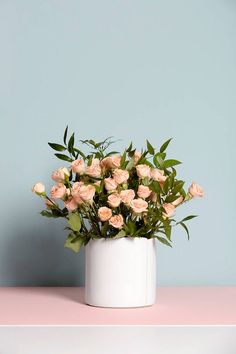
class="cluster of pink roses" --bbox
[32,150,204,232]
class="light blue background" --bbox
[0,0,235,286]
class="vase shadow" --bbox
[2,219,85,288]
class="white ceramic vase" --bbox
[85,237,156,308]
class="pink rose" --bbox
[163,203,175,218]
[172,196,184,206]
[71,182,84,204]
[51,183,67,199]
[109,214,124,229]
[136,164,151,179]
[86,158,102,178]
[71,159,85,174]
[134,151,142,165]
[32,182,45,194]
[113,169,129,185]
[98,206,112,221]
[151,168,167,182]
[189,182,204,197]
[51,167,70,182]
[64,198,78,212]
[120,189,135,204]
[108,193,121,208]
[79,184,96,203]
[104,178,118,191]
[130,198,148,213]
[137,185,151,199]
[101,155,121,169]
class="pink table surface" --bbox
[0,287,235,325]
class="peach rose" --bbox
[51,167,70,182]
[108,193,121,208]
[172,196,184,206]
[51,183,67,199]
[32,182,45,194]
[130,198,148,213]
[137,185,151,199]
[163,203,175,218]
[101,155,121,169]
[86,158,102,178]
[109,214,124,229]
[98,206,112,221]
[151,168,167,182]
[113,169,129,185]
[64,198,78,212]
[134,151,141,165]
[188,182,204,197]
[71,182,84,204]
[79,184,96,203]
[136,164,151,179]
[120,189,135,204]
[71,159,85,174]
[104,178,118,191]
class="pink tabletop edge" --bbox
[0,287,235,325]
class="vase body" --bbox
[85,237,156,308]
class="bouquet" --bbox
[32,127,204,252]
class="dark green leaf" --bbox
[150,181,161,194]
[172,181,185,195]
[180,215,197,223]
[48,142,66,151]
[163,159,182,169]
[147,140,155,155]
[165,194,181,203]
[73,148,86,159]
[68,133,75,154]
[179,222,190,240]
[160,138,172,153]
[156,236,172,247]
[64,234,83,253]
[40,210,59,218]
[63,125,68,145]
[120,151,127,168]
[54,154,73,162]
[126,142,133,152]
[153,153,164,168]
[68,213,81,232]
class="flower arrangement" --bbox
[32,127,204,252]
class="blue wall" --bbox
[0,0,235,285]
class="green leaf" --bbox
[150,181,161,194]
[54,154,73,162]
[114,230,126,239]
[153,153,165,168]
[40,210,59,218]
[172,181,185,195]
[68,213,81,232]
[68,133,75,154]
[179,222,190,240]
[126,156,135,170]
[73,148,86,159]
[160,138,172,153]
[164,225,171,240]
[162,159,182,169]
[63,125,68,145]
[165,194,181,203]
[147,140,155,155]
[126,142,133,152]
[64,234,83,253]
[156,236,172,247]
[48,142,66,151]
[120,151,127,168]
[180,215,197,223]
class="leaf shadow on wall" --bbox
[3,220,85,288]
